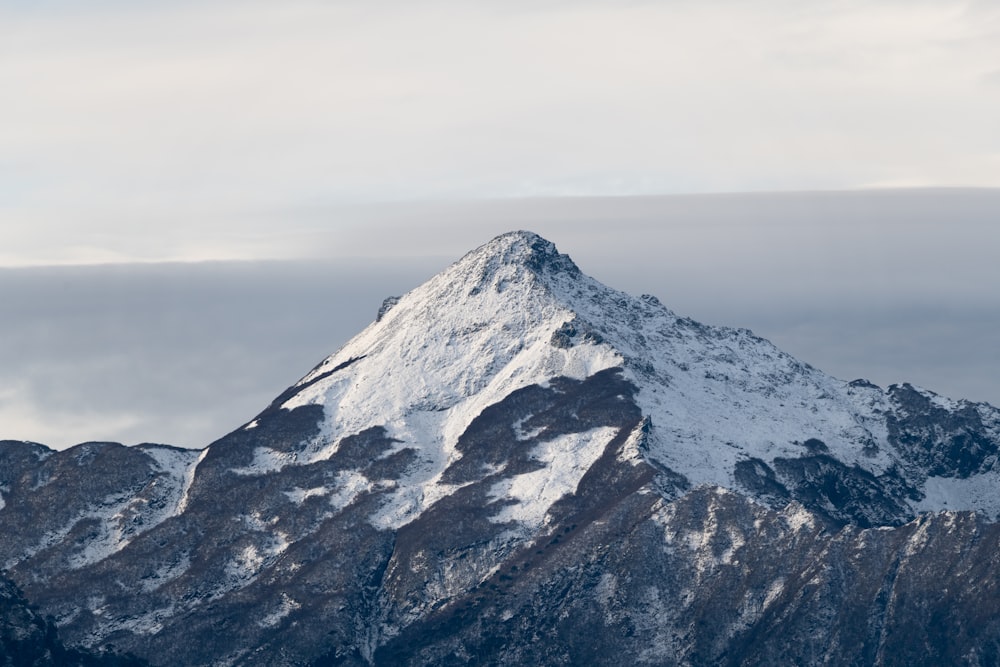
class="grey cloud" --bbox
[0,260,437,448]
[3,1,1000,265]
[315,189,1000,303]
[743,303,1000,406]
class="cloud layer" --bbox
[2,1,999,264]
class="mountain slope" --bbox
[3,231,1000,666]
[0,573,148,666]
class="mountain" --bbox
[3,230,1000,665]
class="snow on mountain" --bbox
[137,444,206,519]
[5,230,1000,666]
[269,232,623,529]
[487,425,619,532]
[0,442,203,574]
[7,231,996,583]
[248,230,996,527]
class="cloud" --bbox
[0,259,437,448]
[983,69,1000,86]
[2,1,999,263]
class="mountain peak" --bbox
[456,230,581,278]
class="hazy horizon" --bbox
[3,189,998,450]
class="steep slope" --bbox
[1,573,148,666]
[3,231,1000,666]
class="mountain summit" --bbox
[3,232,1000,666]
[453,229,583,276]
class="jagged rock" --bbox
[376,296,400,323]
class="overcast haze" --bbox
[1,2,998,447]
[2,1,999,265]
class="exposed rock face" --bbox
[3,231,1000,666]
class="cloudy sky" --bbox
[1,1,999,447]
[3,0,999,264]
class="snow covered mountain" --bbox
[3,231,1000,665]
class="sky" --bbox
[2,0,999,265]
[1,2,999,447]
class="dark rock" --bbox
[887,383,999,479]
[376,296,400,322]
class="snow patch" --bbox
[762,578,785,610]
[230,447,297,476]
[594,573,618,609]
[920,386,963,412]
[259,593,301,628]
[512,414,544,441]
[140,445,205,518]
[5,516,79,570]
[617,419,648,466]
[174,448,209,517]
[228,545,264,581]
[285,486,330,504]
[675,490,747,576]
[782,503,818,533]
[903,516,934,557]
[9,448,204,570]
[222,531,289,588]
[329,470,376,511]
[488,426,618,530]
[914,472,1000,519]
[241,512,279,532]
